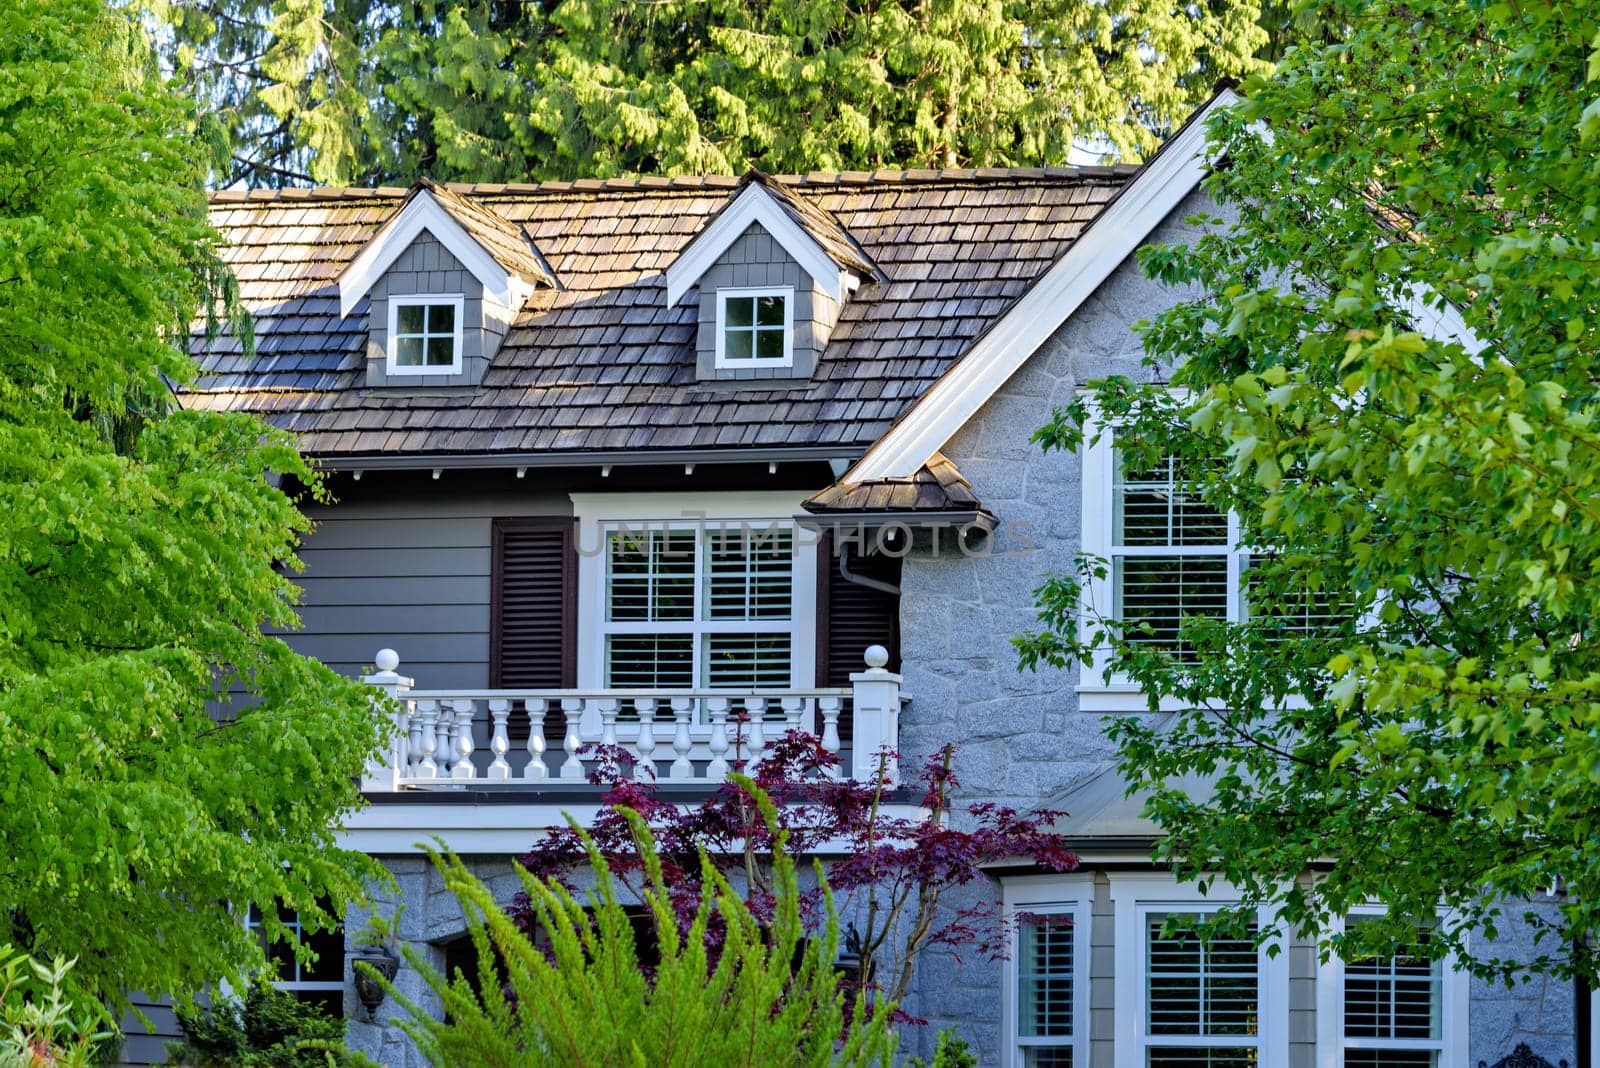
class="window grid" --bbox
[602,523,796,704]
[1017,913,1075,1048]
[388,295,462,372]
[246,904,344,1017]
[1144,912,1259,1065]
[717,288,793,367]
[1111,454,1241,662]
[1341,917,1444,1064]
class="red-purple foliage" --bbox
[512,731,1076,1010]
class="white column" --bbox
[360,649,414,791]
[486,699,511,781]
[706,697,731,781]
[525,698,549,782]
[559,698,585,781]
[634,698,658,782]
[669,698,695,781]
[849,645,902,785]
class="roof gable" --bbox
[664,174,878,306]
[337,180,555,318]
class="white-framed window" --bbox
[715,287,794,369]
[1315,907,1470,1067]
[246,902,345,1018]
[1109,873,1289,1068]
[386,294,464,375]
[572,493,818,711]
[1002,875,1092,1068]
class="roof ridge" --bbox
[207,164,1140,203]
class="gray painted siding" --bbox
[363,232,512,389]
[117,996,184,1066]
[287,489,570,687]
[693,223,838,382]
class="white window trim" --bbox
[1108,872,1290,1068]
[1079,406,1246,712]
[714,286,795,370]
[571,493,818,710]
[1002,874,1093,1068]
[1314,905,1471,1068]
[386,293,465,376]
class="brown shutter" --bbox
[490,517,577,689]
[816,535,902,744]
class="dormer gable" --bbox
[667,173,881,384]
[337,179,556,388]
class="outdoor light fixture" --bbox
[352,946,400,1023]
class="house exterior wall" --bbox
[363,232,513,389]
[692,222,837,382]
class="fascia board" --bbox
[665,183,849,306]
[843,90,1238,482]
[338,189,520,318]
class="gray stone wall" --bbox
[693,222,838,383]
[364,232,514,389]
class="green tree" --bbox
[0,0,387,1009]
[381,789,897,1067]
[144,0,1276,186]
[1018,0,1600,983]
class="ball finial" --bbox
[864,645,890,669]
[374,648,400,672]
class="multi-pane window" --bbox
[1016,915,1075,1067]
[603,524,795,694]
[717,288,792,367]
[246,904,344,1018]
[1144,913,1260,1067]
[1341,919,1444,1067]
[388,296,462,373]
[1111,453,1237,661]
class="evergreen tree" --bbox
[145,0,1278,186]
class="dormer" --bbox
[338,178,557,388]
[665,174,880,384]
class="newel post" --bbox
[849,645,901,785]
[361,648,414,791]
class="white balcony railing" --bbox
[359,647,903,791]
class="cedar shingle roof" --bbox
[186,166,1137,459]
[414,177,558,289]
[738,172,880,279]
[803,452,988,516]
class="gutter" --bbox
[312,445,859,474]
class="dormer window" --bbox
[388,295,463,375]
[716,287,793,369]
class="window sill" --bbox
[1075,686,1310,714]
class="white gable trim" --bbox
[845,90,1238,482]
[338,189,533,319]
[665,183,853,306]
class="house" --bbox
[165,90,1586,1068]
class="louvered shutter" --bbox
[816,535,901,743]
[491,519,576,744]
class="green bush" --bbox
[907,1029,978,1068]
[166,984,368,1068]
[0,948,111,1068]
[381,783,897,1066]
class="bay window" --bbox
[1003,875,1091,1068]
[1317,910,1468,1066]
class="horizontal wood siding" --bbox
[286,489,571,688]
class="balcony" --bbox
[344,646,905,852]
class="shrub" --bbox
[0,948,110,1068]
[380,780,898,1066]
[166,984,368,1068]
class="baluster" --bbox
[560,698,585,781]
[706,697,731,782]
[413,700,439,778]
[486,699,511,781]
[742,697,767,768]
[669,697,695,781]
[599,698,620,749]
[525,698,549,782]
[406,700,427,778]
[819,697,843,778]
[435,708,454,782]
[396,700,412,774]
[450,699,477,779]
[781,697,806,739]
[634,698,658,782]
